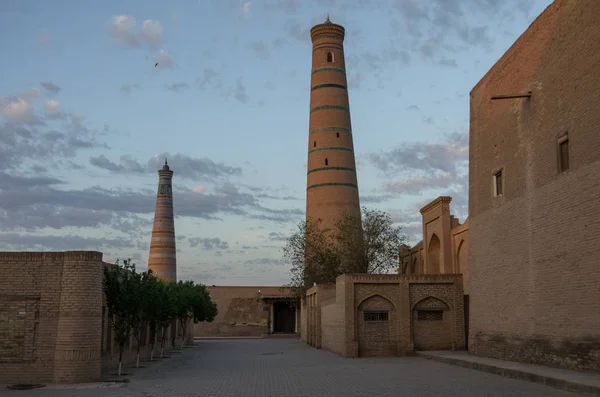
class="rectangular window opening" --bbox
[417,310,444,321]
[364,311,389,322]
[558,137,569,172]
[493,169,504,197]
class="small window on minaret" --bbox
[336,132,340,138]
[314,141,316,147]
[327,52,334,63]
[325,158,328,166]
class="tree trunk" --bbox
[118,345,124,376]
[160,325,167,358]
[180,318,188,351]
[136,343,140,368]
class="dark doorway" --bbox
[273,301,296,333]
[464,295,470,349]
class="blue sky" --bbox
[0,0,551,285]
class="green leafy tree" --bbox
[335,207,406,274]
[155,281,177,358]
[173,280,195,351]
[283,209,406,300]
[130,270,159,368]
[193,283,217,324]
[283,217,342,301]
[103,258,137,376]
[143,270,161,362]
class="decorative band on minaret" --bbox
[306,16,362,233]
[148,159,177,282]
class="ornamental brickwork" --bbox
[306,17,362,234]
[148,160,177,281]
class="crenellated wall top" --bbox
[310,22,345,42]
[0,251,103,262]
[342,273,461,284]
[419,196,452,214]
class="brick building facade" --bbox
[0,251,181,386]
[194,286,299,337]
[468,0,600,373]
[301,274,465,357]
[399,196,470,295]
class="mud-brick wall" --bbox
[194,286,292,337]
[469,0,600,373]
[0,251,104,385]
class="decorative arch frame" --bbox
[357,293,397,310]
[427,233,441,273]
[411,295,450,312]
[456,239,465,273]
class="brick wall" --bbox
[306,274,465,357]
[0,251,103,385]
[193,286,294,337]
[469,0,600,373]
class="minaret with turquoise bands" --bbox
[306,16,362,233]
[148,159,177,281]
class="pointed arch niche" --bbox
[427,234,441,274]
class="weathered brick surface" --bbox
[193,286,297,337]
[399,197,470,294]
[304,274,465,358]
[0,251,103,384]
[469,0,600,373]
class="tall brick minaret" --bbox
[148,159,177,282]
[306,16,362,234]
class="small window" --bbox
[326,52,334,63]
[417,310,443,321]
[364,311,388,322]
[313,141,316,147]
[325,158,328,166]
[493,169,503,197]
[558,135,569,172]
[336,132,339,138]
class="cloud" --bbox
[166,82,190,93]
[107,15,164,49]
[348,72,362,89]
[384,172,455,195]
[89,152,243,181]
[439,58,458,67]
[188,237,229,250]
[44,100,62,119]
[232,78,249,103]
[153,50,174,71]
[139,20,163,49]
[268,232,288,241]
[250,41,270,60]
[40,82,61,94]
[243,257,285,266]
[287,22,309,41]
[238,1,252,21]
[0,233,138,251]
[0,87,109,172]
[1,98,40,124]
[196,68,223,91]
[120,84,141,94]
[368,131,468,176]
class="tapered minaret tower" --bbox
[148,159,177,282]
[306,16,361,233]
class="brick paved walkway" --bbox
[0,339,588,397]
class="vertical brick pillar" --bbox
[52,251,103,383]
[148,160,177,282]
[306,16,362,233]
